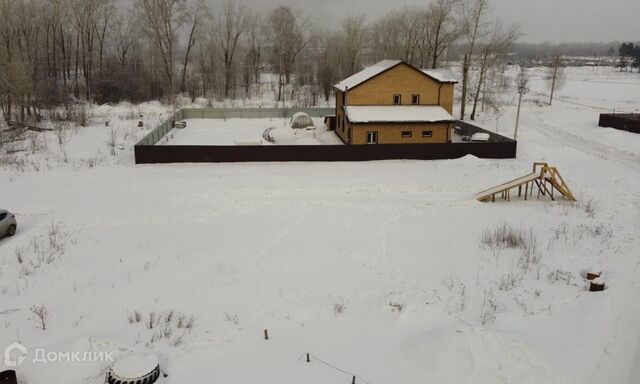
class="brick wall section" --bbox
[346,63,455,114]
[351,123,451,145]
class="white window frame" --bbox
[366,131,378,144]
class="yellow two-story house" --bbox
[334,60,457,145]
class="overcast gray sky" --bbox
[242,0,640,43]
[123,0,640,43]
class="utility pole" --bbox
[549,55,560,106]
[514,91,523,140]
[514,66,529,141]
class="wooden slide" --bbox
[475,162,576,203]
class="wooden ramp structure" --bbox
[475,162,576,203]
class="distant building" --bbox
[334,60,458,145]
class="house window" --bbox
[422,130,433,138]
[393,94,401,105]
[412,95,420,105]
[401,131,412,138]
[366,131,378,144]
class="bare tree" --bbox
[369,11,403,62]
[412,9,432,68]
[399,8,425,65]
[268,6,313,101]
[135,0,188,99]
[217,0,248,98]
[244,12,264,91]
[426,0,461,69]
[71,0,103,100]
[95,0,116,73]
[341,14,366,76]
[317,31,342,102]
[113,11,136,67]
[0,0,44,121]
[181,0,206,94]
[469,22,519,120]
[459,0,490,120]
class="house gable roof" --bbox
[334,60,457,92]
[334,60,402,92]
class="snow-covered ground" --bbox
[1,66,640,384]
[160,118,343,146]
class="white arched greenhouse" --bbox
[290,112,314,129]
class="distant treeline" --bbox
[510,42,620,59]
[0,0,635,126]
[617,43,640,72]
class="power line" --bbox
[300,353,373,384]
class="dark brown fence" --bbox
[134,108,517,164]
[599,114,640,134]
[135,141,516,164]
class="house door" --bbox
[366,131,378,144]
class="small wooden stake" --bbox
[264,329,269,340]
[306,353,310,363]
[352,376,356,384]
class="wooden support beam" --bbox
[539,180,555,201]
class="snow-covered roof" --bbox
[334,60,402,92]
[291,112,311,120]
[345,106,455,123]
[422,69,458,83]
[335,60,457,92]
[111,355,159,379]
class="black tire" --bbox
[7,224,16,236]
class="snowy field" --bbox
[159,118,343,146]
[1,66,640,384]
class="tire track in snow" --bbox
[252,208,312,298]
[530,112,640,170]
[197,209,313,346]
